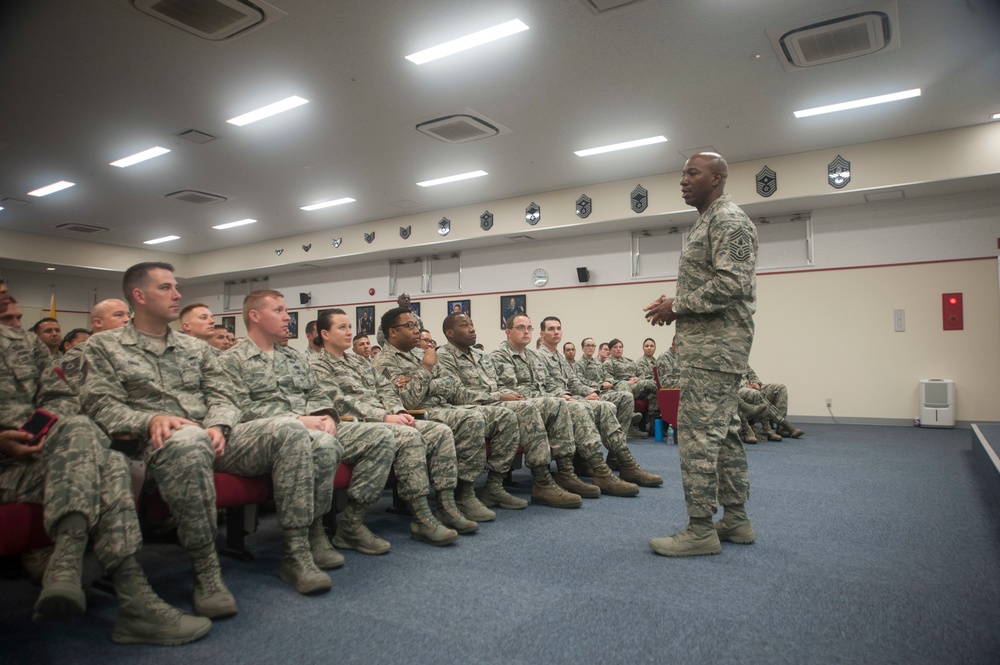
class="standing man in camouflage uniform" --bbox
[58,298,131,390]
[309,309,459,546]
[373,307,498,531]
[492,315,646,498]
[81,262,334,615]
[1,294,210,645]
[536,317,662,488]
[644,152,758,557]
[437,313,581,509]
[219,290,393,560]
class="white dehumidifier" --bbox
[919,379,955,428]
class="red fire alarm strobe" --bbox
[942,293,963,331]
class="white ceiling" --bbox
[1,0,998,264]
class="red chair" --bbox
[652,366,680,444]
[0,503,50,556]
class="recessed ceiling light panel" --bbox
[213,218,257,230]
[406,19,529,64]
[416,170,488,187]
[227,96,309,126]
[28,181,75,197]
[793,88,920,118]
[110,146,171,168]
[144,235,180,245]
[300,197,355,211]
[575,135,668,157]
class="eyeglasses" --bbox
[512,325,533,332]
[391,321,420,331]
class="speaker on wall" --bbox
[299,292,311,305]
[576,267,590,283]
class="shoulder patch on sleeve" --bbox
[728,226,754,263]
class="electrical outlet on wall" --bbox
[826,398,833,408]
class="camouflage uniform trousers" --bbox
[474,404,520,475]
[738,384,788,427]
[498,397,575,469]
[299,428,344,516]
[611,379,660,416]
[575,398,631,458]
[423,407,486,483]
[678,367,749,518]
[381,420,457,501]
[560,399,607,460]
[600,388,636,430]
[332,421,394,506]
[0,416,141,572]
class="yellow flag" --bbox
[49,290,56,318]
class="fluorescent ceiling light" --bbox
[416,170,488,187]
[110,146,171,167]
[406,19,529,64]
[300,197,356,211]
[575,135,668,157]
[991,113,1000,121]
[27,181,75,197]
[227,96,309,126]
[143,235,180,245]
[213,218,257,230]
[794,88,921,118]
[46,267,55,271]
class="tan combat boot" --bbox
[33,518,88,622]
[714,504,755,544]
[435,489,480,533]
[760,420,782,442]
[740,418,758,444]
[479,470,528,510]
[778,420,805,439]
[455,480,497,522]
[554,456,601,498]
[333,498,391,555]
[649,517,721,557]
[308,515,346,569]
[615,447,664,487]
[111,563,212,645]
[191,546,237,618]
[589,454,640,497]
[279,528,332,594]
[410,496,459,546]
[530,466,583,508]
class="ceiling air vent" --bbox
[131,0,286,42]
[178,129,216,143]
[767,0,899,72]
[580,0,641,13]
[56,223,109,234]
[416,110,510,145]
[165,189,229,205]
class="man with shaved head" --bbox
[644,152,759,557]
[58,299,131,390]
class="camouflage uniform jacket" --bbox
[55,341,87,392]
[435,343,515,405]
[309,349,405,422]
[655,349,680,388]
[575,355,607,386]
[603,356,642,381]
[635,354,657,380]
[536,345,597,398]
[489,341,554,399]
[1,325,80,431]
[80,323,240,437]
[742,365,762,386]
[371,343,458,410]
[219,338,336,422]
[674,193,757,374]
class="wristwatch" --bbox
[671,299,679,313]
[214,425,232,441]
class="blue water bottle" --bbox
[654,418,664,442]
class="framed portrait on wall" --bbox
[409,301,421,319]
[221,316,236,334]
[447,299,471,317]
[500,294,526,329]
[357,306,376,335]
[287,311,299,339]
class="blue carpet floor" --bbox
[2,424,999,664]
